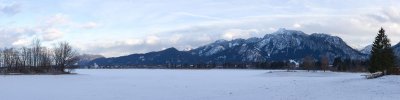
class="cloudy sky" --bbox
[1,0,400,57]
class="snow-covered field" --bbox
[0,69,399,100]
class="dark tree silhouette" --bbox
[333,57,343,71]
[369,28,396,74]
[303,55,314,72]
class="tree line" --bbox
[88,55,368,72]
[0,40,79,74]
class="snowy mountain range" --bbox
[189,29,366,62]
[87,28,372,66]
[359,43,400,58]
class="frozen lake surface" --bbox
[0,69,399,100]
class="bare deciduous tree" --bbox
[53,42,78,73]
[303,55,314,72]
[321,55,329,72]
[0,39,79,74]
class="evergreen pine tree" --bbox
[333,57,343,71]
[369,28,396,74]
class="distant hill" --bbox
[76,54,105,67]
[360,44,372,55]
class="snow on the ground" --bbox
[0,69,399,100]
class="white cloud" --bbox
[124,39,143,46]
[145,35,160,45]
[0,27,35,47]
[72,38,158,57]
[41,28,64,41]
[221,32,234,40]
[382,7,400,23]
[36,14,101,41]
[4,0,400,57]
[0,3,20,16]
[196,34,212,42]
[44,13,70,26]
[79,22,100,29]
[169,34,183,44]
[172,12,223,20]
[12,39,30,46]
[293,23,302,28]
[221,29,260,40]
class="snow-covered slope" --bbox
[392,43,400,58]
[0,69,399,100]
[360,44,372,54]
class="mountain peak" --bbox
[163,47,179,52]
[277,28,288,32]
